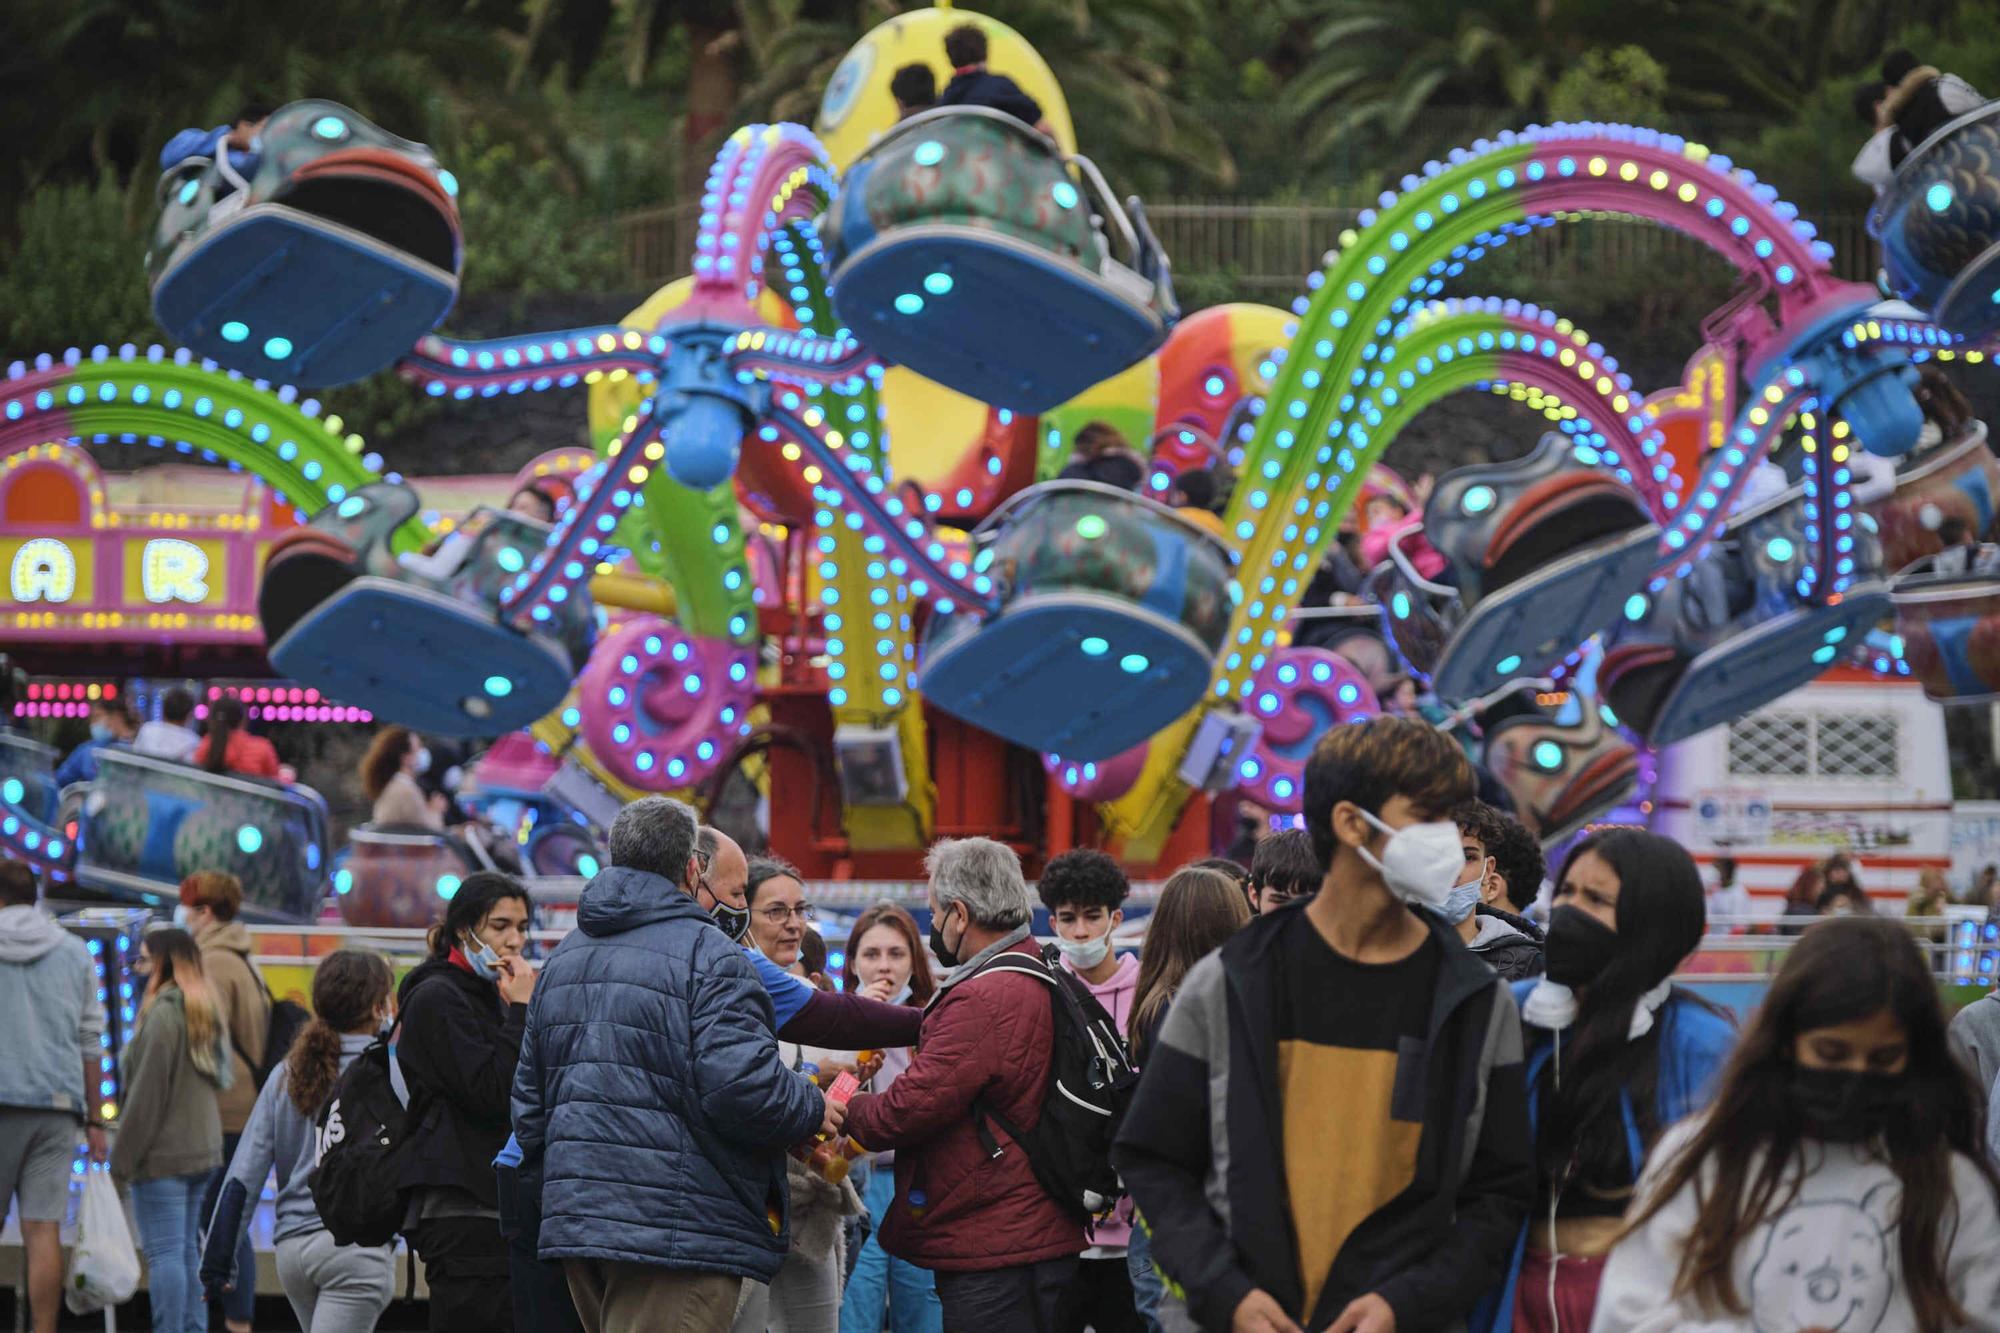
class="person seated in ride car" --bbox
[1878,49,1985,168]
[1058,421,1147,491]
[160,102,272,184]
[1357,491,1449,582]
[938,25,1049,133]
[191,695,287,783]
[891,64,937,120]
[55,697,138,786]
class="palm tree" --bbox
[1288,0,1802,173]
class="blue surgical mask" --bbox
[91,723,114,743]
[462,933,502,982]
[172,904,191,929]
[1055,926,1115,971]
[1441,880,1483,924]
[889,982,913,1006]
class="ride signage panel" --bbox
[1,442,272,643]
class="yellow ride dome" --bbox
[813,4,1076,171]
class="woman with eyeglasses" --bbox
[746,855,815,967]
[732,856,864,1333]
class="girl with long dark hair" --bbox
[191,694,282,780]
[397,871,536,1331]
[201,950,398,1332]
[1125,865,1250,1332]
[112,928,233,1333]
[1475,828,1735,1332]
[1596,916,2000,1330]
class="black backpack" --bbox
[969,943,1141,1222]
[231,964,311,1091]
[309,1034,415,1246]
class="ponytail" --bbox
[204,695,245,774]
[287,949,394,1116]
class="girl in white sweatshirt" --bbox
[1594,915,2000,1333]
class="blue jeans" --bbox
[840,1163,941,1333]
[130,1172,209,1333]
[203,1133,259,1324]
[1126,1214,1165,1333]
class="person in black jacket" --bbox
[1114,718,1533,1333]
[397,871,537,1332]
[513,798,834,1333]
[1454,802,1545,981]
[938,24,1047,131]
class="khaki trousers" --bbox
[563,1259,743,1333]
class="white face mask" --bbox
[413,746,432,775]
[1055,924,1114,971]
[172,903,191,929]
[1356,809,1465,909]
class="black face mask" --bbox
[1790,1066,1904,1143]
[1543,906,1621,989]
[930,905,962,968]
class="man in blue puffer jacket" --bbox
[512,796,837,1333]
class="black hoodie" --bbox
[395,955,526,1208]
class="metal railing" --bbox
[604,200,1878,298]
[231,909,1996,987]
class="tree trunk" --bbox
[681,26,740,198]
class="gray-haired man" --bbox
[512,797,839,1333]
[845,837,1085,1332]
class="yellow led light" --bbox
[782,443,802,462]
[803,466,823,484]
[1619,161,1638,181]
[1588,157,1608,176]
[1650,171,1669,190]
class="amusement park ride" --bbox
[6,5,2000,933]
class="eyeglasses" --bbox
[757,903,816,925]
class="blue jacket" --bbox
[1475,984,1735,1331]
[510,866,824,1281]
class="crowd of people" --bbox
[8,717,2000,1333]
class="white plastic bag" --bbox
[66,1168,141,1314]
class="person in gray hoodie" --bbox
[0,858,108,1333]
[202,949,399,1332]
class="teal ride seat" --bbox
[149,99,462,387]
[262,492,592,738]
[827,108,1176,413]
[75,750,329,919]
[1601,487,1892,748]
[1870,103,2000,341]
[1893,546,2000,703]
[917,481,1235,760]
[1417,434,1661,703]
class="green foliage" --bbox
[0,173,153,357]
[452,134,625,314]
[1548,46,1670,125]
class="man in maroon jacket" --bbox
[844,837,1084,1331]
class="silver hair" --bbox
[609,796,699,883]
[925,836,1031,930]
